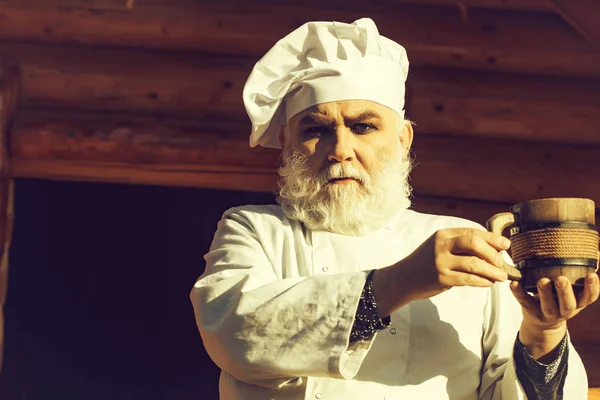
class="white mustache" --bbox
[320,164,368,184]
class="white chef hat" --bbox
[242,17,409,149]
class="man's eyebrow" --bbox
[298,113,334,126]
[298,111,382,125]
[344,111,382,123]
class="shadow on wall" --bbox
[0,178,275,400]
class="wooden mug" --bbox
[486,198,599,293]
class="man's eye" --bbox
[303,126,330,137]
[352,123,377,134]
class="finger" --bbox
[450,254,508,282]
[588,273,600,303]
[577,273,600,308]
[537,278,559,318]
[444,270,496,288]
[451,234,508,277]
[510,281,537,311]
[555,277,577,317]
[450,228,511,252]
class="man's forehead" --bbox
[292,100,390,124]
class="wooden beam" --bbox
[389,0,553,12]
[9,110,279,192]
[0,2,598,77]
[8,110,600,207]
[0,41,252,120]
[0,58,18,374]
[2,41,600,145]
[0,0,555,13]
[411,134,600,205]
[550,0,600,52]
[408,68,600,144]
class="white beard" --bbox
[276,142,413,236]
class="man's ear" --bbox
[399,120,414,154]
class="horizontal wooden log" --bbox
[0,42,251,120]
[0,41,252,120]
[2,41,600,145]
[0,2,598,77]
[412,134,600,205]
[9,110,600,208]
[9,111,268,167]
[0,0,555,13]
[391,0,553,12]
[9,111,278,192]
[408,68,600,143]
[11,160,279,193]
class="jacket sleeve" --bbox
[479,280,589,399]
[190,208,376,389]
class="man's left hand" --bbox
[510,272,599,359]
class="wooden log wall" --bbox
[1,0,600,389]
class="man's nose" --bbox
[327,128,355,163]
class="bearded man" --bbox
[190,18,597,399]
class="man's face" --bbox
[285,100,412,182]
[277,99,414,235]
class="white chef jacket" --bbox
[190,205,588,400]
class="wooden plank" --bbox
[411,134,600,205]
[0,58,18,373]
[0,2,598,77]
[408,68,600,144]
[9,110,600,207]
[9,110,280,192]
[389,0,553,12]
[10,160,278,193]
[9,110,273,168]
[1,42,599,145]
[551,0,600,51]
[0,41,252,119]
[0,0,555,13]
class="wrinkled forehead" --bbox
[288,100,397,127]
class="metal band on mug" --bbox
[515,258,599,270]
[509,221,598,236]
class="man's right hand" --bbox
[372,228,511,318]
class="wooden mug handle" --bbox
[486,212,522,281]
